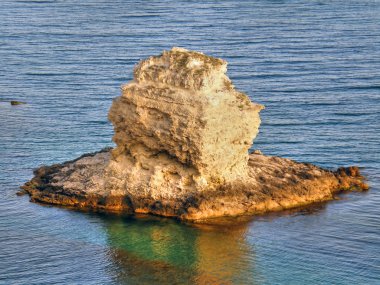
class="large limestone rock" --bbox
[20,48,368,221]
[107,47,263,199]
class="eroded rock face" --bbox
[20,47,368,221]
[21,149,367,220]
[107,47,263,198]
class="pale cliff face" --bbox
[108,47,264,197]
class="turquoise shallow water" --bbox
[0,0,379,284]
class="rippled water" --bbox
[1,0,379,284]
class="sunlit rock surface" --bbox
[21,48,367,221]
[108,48,263,201]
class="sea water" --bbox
[0,1,379,284]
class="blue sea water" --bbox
[0,0,379,284]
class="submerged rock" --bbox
[21,48,368,221]
[10,100,26,105]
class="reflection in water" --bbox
[97,214,259,284]
[94,201,337,284]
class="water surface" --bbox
[0,0,379,284]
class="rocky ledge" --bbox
[20,48,368,221]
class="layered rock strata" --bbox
[20,48,368,221]
[108,47,263,195]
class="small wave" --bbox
[349,85,380,90]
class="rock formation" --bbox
[108,48,263,197]
[20,48,368,221]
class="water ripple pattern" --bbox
[0,1,379,284]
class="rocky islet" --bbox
[21,48,368,221]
